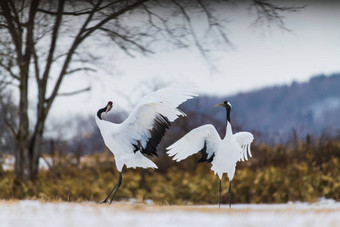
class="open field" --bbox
[0,200,339,227]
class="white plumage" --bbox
[167,101,254,207]
[96,84,197,203]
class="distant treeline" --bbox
[228,72,340,141]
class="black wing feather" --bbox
[133,114,171,157]
[198,141,215,163]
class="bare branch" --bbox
[197,0,233,47]
[24,0,40,60]
[39,154,59,180]
[80,0,149,40]
[53,52,68,62]
[0,22,9,28]
[141,4,188,48]
[32,43,41,82]
[41,0,65,82]
[57,86,91,97]
[65,67,96,75]
[0,79,16,91]
[0,1,24,60]
[37,1,120,16]
[0,93,18,138]
[0,61,20,80]
[170,0,207,57]
[251,0,305,31]
[37,7,91,16]
[99,27,154,56]
[4,118,17,138]
[8,0,23,33]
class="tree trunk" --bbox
[15,97,44,182]
[29,119,46,181]
[15,66,31,182]
[29,133,43,181]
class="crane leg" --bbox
[219,179,222,208]
[228,180,232,208]
[101,172,122,204]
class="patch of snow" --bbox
[1,156,15,171]
[0,156,53,171]
[318,197,337,205]
[0,200,340,227]
[144,199,153,205]
[201,200,340,210]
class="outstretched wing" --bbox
[167,124,221,162]
[119,83,197,156]
[233,131,254,161]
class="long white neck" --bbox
[95,113,107,133]
[225,121,233,139]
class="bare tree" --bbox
[0,0,301,182]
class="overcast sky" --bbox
[48,1,340,121]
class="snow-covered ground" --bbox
[0,199,339,227]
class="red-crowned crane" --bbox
[167,101,254,208]
[96,84,197,203]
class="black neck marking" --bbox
[226,105,231,124]
[97,106,107,120]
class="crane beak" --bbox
[104,103,112,118]
[214,103,225,107]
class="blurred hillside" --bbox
[229,73,340,139]
[181,73,340,144]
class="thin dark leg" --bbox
[101,172,122,204]
[109,172,122,204]
[219,179,222,208]
[101,184,118,203]
[228,180,232,208]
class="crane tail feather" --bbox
[248,144,252,158]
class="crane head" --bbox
[104,101,113,118]
[214,100,232,108]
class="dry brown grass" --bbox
[1,139,340,204]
